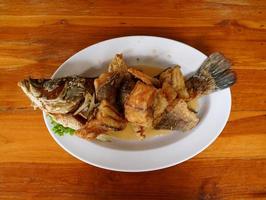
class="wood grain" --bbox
[0,0,266,199]
[0,160,265,200]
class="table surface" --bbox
[0,1,266,199]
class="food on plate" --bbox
[125,81,157,130]
[94,71,123,106]
[18,76,95,117]
[50,116,75,136]
[153,99,199,131]
[76,100,126,139]
[108,53,128,73]
[157,66,189,99]
[117,73,136,110]
[186,52,236,99]
[18,52,236,141]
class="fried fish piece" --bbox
[94,71,123,105]
[108,53,128,72]
[95,54,129,106]
[125,81,157,128]
[128,68,160,87]
[158,66,189,99]
[108,53,136,110]
[153,67,198,131]
[117,73,136,110]
[152,92,168,123]
[153,99,199,131]
[152,82,177,121]
[154,65,198,113]
[75,100,126,139]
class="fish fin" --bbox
[186,52,236,98]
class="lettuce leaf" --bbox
[50,117,75,136]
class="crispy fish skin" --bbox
[158,66,189,99]
[94,71,124,105]
[153,68,188,128]
[153,99,199,131]
[186,52,236,99]
[95,54,129,108]
[152,80,199,131]
[107,54,137,111]
[75,100,126,139]
[153,82,177,121]
[156,66,199,112]
[125,81,157,128]
[117,73,136,111]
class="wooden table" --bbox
[0,1,266,199]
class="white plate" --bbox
[43,36,231,172]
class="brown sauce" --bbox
[109,123,171,140]
[133,65,164,76]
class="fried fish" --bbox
[18,52,236,140]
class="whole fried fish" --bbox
[18,52,236,140]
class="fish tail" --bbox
[186,52,236,98]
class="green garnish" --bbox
[50,116,75,136]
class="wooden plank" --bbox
[0,110,78,164]
[0,0,265,199]
[0,0,265,17]
[0,39,265,70]
[0,160,265,200]
[231,69,266,111]
[0,15,265,31]
[0,16,265,42]
[198,114,266,159]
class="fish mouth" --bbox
[18,78,64,99]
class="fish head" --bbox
[18,77,92,114]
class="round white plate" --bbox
[43,36,231,172]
